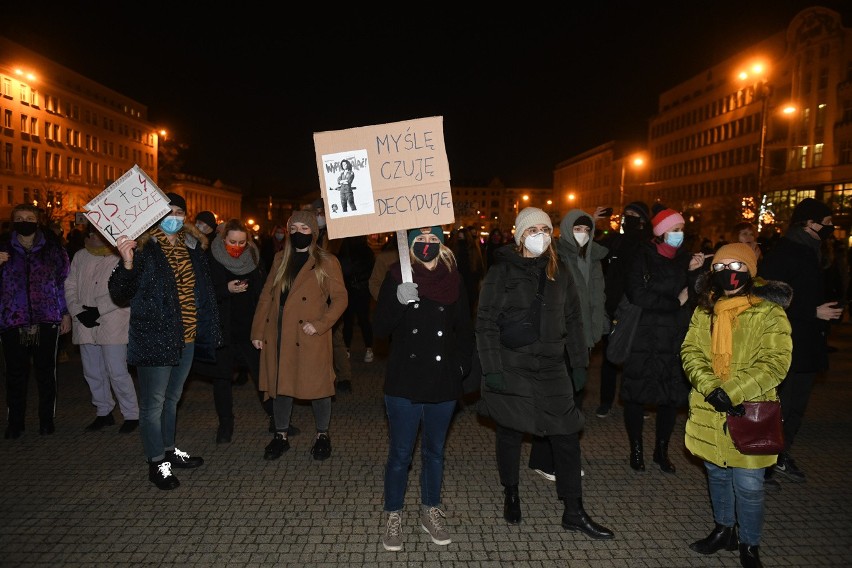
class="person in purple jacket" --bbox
[0,204,71,439]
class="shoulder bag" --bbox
[605,295,641,365]
[725,401,785,455]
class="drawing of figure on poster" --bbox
[322,149,375,219]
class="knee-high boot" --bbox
[653,438,676,474]
[503,484,521,525]
[630,438,645,473]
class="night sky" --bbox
[2,1,849,196]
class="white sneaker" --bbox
[533,468,556,482]
[382,511,403,551]
[364,348,374,363]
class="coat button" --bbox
[413,303,419,308]
[438,306,445,312]
[437,331,443,336]
[412,329,418,334]
[299,320,304,324]
[435,355,442,361]
[302,297,307,301]
[409,353,416,358]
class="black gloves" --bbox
[705,387,734,413]
[76,305,101,328]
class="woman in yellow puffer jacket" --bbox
[681,243,792,568]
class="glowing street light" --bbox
[619,155,646,210]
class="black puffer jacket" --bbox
[476,246,588,436]
[621,240,693,406]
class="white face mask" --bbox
[316,214,326,229]
[573,232,590,247]
[523,233,551,256]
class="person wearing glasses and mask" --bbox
[758,198,843,490]
[682,243,792,568]
[620,205,703,475]
[476,207,613,539]
[110,192,222,490]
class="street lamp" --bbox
[619,155,646,210]
[737,61,771,219]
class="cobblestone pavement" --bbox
[1,322,851,567]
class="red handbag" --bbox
[725,401,784,455]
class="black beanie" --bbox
[166,192,187,212]
[789,198,831,225]
[624,201,650,223]
[573,215,593,228]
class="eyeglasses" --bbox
[711,261,746,272]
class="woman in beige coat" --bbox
[251,210,347,462]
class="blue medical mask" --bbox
[664,232,684,248]
[160,216,184,235]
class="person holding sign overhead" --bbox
[372,226,474,551]
[109,192,222,490]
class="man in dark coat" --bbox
[759,198,843,488]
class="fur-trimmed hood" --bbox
[695,271,793,309]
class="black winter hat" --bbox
[624,201,650,223]
[789,197,831,225]
[166,192,187,213]
[195,211,217,231]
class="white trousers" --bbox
[80,343,139,419]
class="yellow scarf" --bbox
[711,295,760,383]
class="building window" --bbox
[2,78,11,98]
[20,114,27,131]
[814,143,823,167]
[3,109,11,128]
[20,146,28,173]
[818,68,829,91]
[29,117,37,136]
[6,185,13,205]
[4,143,12,170]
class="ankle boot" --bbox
[148,459,180,490]
[217,416,234,444]
[739,543,763,568]
[653,439,676,474]
[561,498,614,540]
[689,523,738,554]
[629,439,645,473]
[503,484,521,525]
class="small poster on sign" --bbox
[83,165,171,245]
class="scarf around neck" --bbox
[390,260,460,305]
[210,235,259,276]
[711,294,761,383]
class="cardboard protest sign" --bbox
[83,165,171,245]
[313,116,454,240]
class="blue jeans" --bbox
[137,343,195,462]
[383,395,456,512]
[705,462,765,546]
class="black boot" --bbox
[217,416,234,444]
[689,523,738,554]
[148,459,180,490]
[561,498,614,540]
[503,484,521,525]
[739,543,763,568]
[630,439,645,473]
[653,439,676,474]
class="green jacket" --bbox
[681,276,793,469]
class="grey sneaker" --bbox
[421,506,451,545]
[382,511,403,551]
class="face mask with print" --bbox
[664,231,684,248]
[713,269,750,291]
[412,241,440,262]
[573,232,590,247]
[523,233,551,256]
[160,216,184,235]
[290,232,313,250]
[225,244,245,258]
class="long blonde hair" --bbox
[272,211,333,295]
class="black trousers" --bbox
[777,370,816,451]
[598,334,619,408]
[2,324,61,428]
[624,401,676,442]
[496,425,582,501]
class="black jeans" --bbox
[496,425,582,501]
[2,324,61,428]
[777,370,816,451]
[624,401,676,442]
[598,334,619,408]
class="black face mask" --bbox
[622,215,643,234]
[413,241,440,262]
[815,223,835,240]
[713,269,750,292]
[289,232,313,250]
[13,221,38,236]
